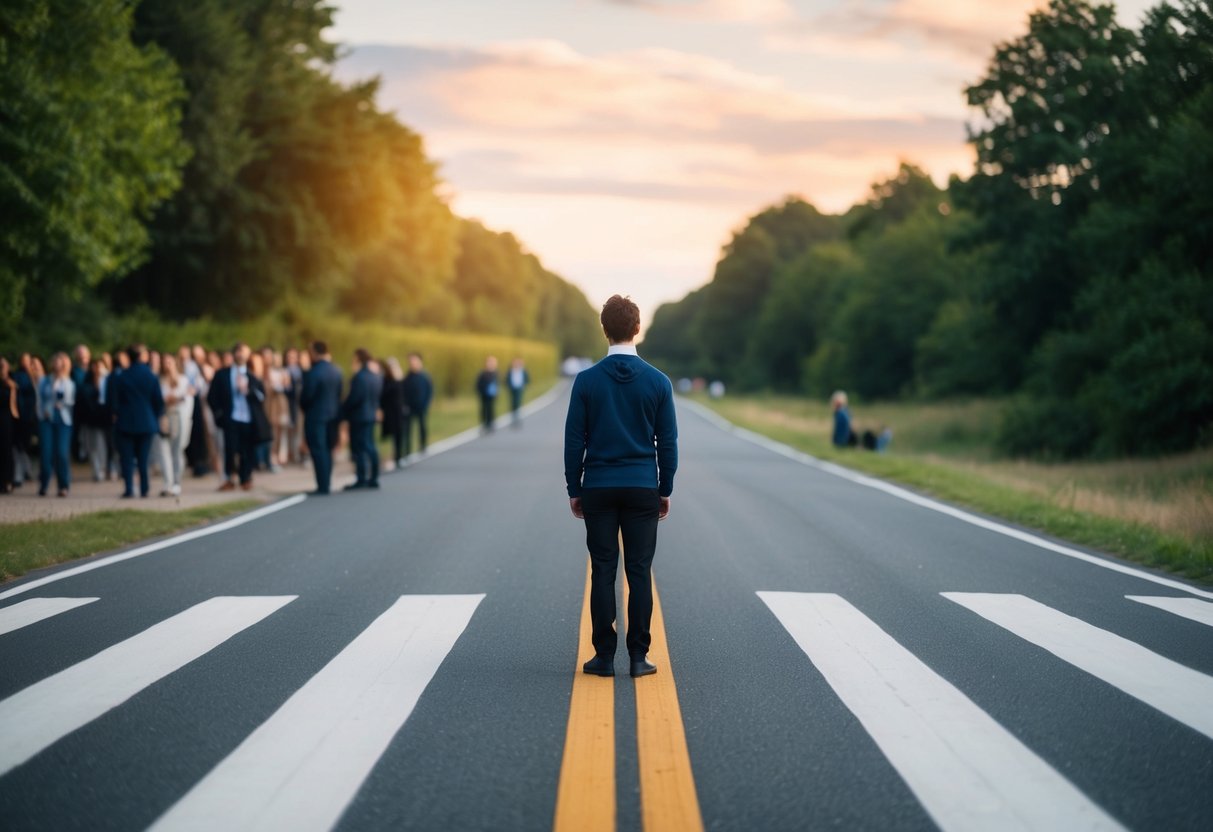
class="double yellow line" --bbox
[553,561,704,832]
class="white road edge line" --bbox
[0,596,296,777]
[1125,595,1213,628]
[681,397,1213,601]
[0,597,99,636]
[944,593,1213,740]
[0,495,308,603]
[758,591,1123,832]
[0,380,570,604]
[150,594,484,832]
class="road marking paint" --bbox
[554,562,615,832]
[944,593,1213,740]
[681,398,1213,601]
[151,594,483,832]
[628,578,704,832]
[1126,595,1213,628]
[0,596,295,777]
[759,591,1123,832]
[0,597,98,636]
[0,495,308,603]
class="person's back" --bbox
[303,358,342,422]
[566,355,676,494]
[114,362,162,435]
[564,294,678,681]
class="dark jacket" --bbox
[379,376,405,433]
[112,363,165,435]
[208,366,270,441]
[402,370,433,414]
[301,359,343,423]
[342,366,383,424]
[563,354,678,498]
[78,375,111,429]
[476,369,499,400]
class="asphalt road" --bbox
[1,384,1210,832]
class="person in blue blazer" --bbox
[341,348,383,490]
[300,341,343,495]
[111,344,165,498]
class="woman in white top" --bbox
[37,353,75,497]
[157,353,195,496]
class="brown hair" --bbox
[601,295,640,343]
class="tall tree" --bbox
[0,0,188,331]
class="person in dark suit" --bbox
[564,295,678,679]
[207,341,266,491]
[475,355,499,433]
[111,344,165,498]
[300,341,343,495]
[342,348,383,490]
[506,356,530,427]
[402,352,433,456]
[379,357,406,467]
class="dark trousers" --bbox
[38,419,72,492]
[510,388,524,422]
[305,418,338,493]
[383,423,404,462]
[223,421,256,485]
[480,396,496,430]
[116,430,153,497]
[404,411,428,454]
[350,420,379,485]
[581,487,661,657]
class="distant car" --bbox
[708,380,726,399]
[562,357,593,376]
[676,378,693,394]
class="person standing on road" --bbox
[112,344,165,499]
[342,348,383,491]
[564,295,678,679]
[300,341,343,495]
[402,352,433,456]
[507,356,529,427]
[476,355,499,433]
[207,342,264,492]
[380,357,407,469]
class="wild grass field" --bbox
[701,395,1213,582]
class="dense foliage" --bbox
[2,0,598,362]
[642,0,1212,459]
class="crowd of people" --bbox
[0,340,535,499]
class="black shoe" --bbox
[366,481,380,489]
[343,482,367,491]
[308,489,330,496]
[582,655,615,677]
[120,492,135,499]
[630,656,657,678]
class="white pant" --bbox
[157,410,193,490]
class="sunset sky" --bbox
[330,0,1154,324]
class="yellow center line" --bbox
[554,560,615,832]
[627,574,705,832]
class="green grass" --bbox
[1,500,261,583]
[699,394,1213,584]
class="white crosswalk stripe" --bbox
[758,591,1123,832]
[0,596,296,778]
[0,597,98,636]
[944,593,1213,740]
[1125,595,1213,628]
[149,593,485,832]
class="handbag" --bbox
[158,413,172,438]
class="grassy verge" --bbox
[697,395,1213,584]
[1,500,261,583]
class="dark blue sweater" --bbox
[564,354,678,498]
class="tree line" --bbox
[1,0,601,360]
[642,0,1212,459]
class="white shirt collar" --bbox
[607,344,638,356]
